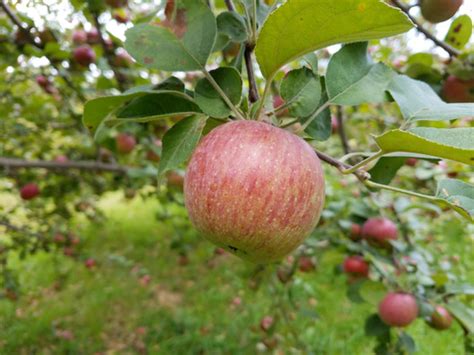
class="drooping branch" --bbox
[390,0,460,57]
[0,158,128,174]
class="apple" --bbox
[72,29,87,44]
[427,305,453,330]
[405,158,418,167]
[115,133,136,154]
[298,256,315,272]
[442,75,474,103]
[184,120,325,263]
[378,292,418,327]
[73,45,96,66]
[350,223,362,241]
[84,258,96,269]
[273,95,289,117]
[260,316,274,332]
[362,217,398,248]
[53,233,66,244]
[420,0,463,23]
[86,28,100,44]
[36,75,49,88]
[20,183,40,200]
[113,50,133,68]
[343,256,369,277]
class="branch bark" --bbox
[391,0,460,57]
[0,158,128,174]
[312,148,370,183]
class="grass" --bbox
[0,192,470,354]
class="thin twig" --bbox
[391,0,460,57]
[224,0,236,12]
[0,158,128,174]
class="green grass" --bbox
[0,193,469,354]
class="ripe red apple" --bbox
[20,183,40,200]
[420,0,463,23]
[184,120,325,263]
[343,256,369,277]
[86,28,100,44]
[73,45,96,66]
[84,258,96,269]
[115,133,136,154]
[36,75,49,88]
[405,158,418,167]
[273,95,289,117]
[350,223,362,241]
[260,316,274,332]
[72,29,87,44]
[427,305,453,330]
[378,292,418,327]
[442,76,474,103]
[362,217,398,248]
[298,256,315,272]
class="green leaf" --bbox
[368,157,406,185]
[326,42,395,105]
[374,128,474,165]
[364,314,390,339]
[446,302,474,333]
[435,179,474,222]
[255,0,413,79]
[124,0,216,71]
[388,75,474,121]
[305,77,331,141]
[445,284,474,296]
[114,92,202,122]
[397,332,416,354]
[158,115,207,178]
[445,15,473,50]
[358,280,387,306]
[280,67,321,118]
[195,67,242,118]
[216,11,248,43]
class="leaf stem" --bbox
[255,81,272,120]
[364,180,438,201]
[201,68,245,120]
[341,151,384,174]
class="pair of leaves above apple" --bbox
[83,0,474,263]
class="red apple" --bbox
[420,0,463,23]
[405,158,418,167]
[260,316,274,332]
[73,45,96,66]
[20,183,40,200]
[115,133,136,154]
[427,305,453,330]
[442,75,474,103]
[350,223,362,241]
[36,75,49,88]
[343,256,369,277]
[184,120,325,263]
[86,28,100,44]
[378,292,418,327]
[298,256,315,272]
[84,258,96,269]
[72,29,87,44]
[362,217,398,248]
[113,50,133,68]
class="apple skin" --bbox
[378,292,419,327]
[115,133,136,154]
[36,75,49,88]
[428,305,453,330]
[20,183,40,200]
[184,120,325,264]
[343,256,369,277]
[350,223,362,241]
[362,217,398,248]
[420,0,463,23]
[442,76,474,103]
[73,45,96,66]
[405,158,418,167]
[72,30,87,44]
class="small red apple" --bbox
[139,274,151,286]
[86,28,100,44]
[427,305,453,330]
[20,183,40,200]
[343,256,369,277]
[73,45,96,66]
[442,75,474,103]
[260,316,274,332]
[298,256,315,272]
[378,292,418,327]
[72,29,87,44]
[420,0,463,23]
[362,217,398,248]
[36,75,49,88]
[184,120,325,263]
[84,258,96,269]
[350,223,362,241]
[115,133,136,154]
[405,158,418,167]
[113,50,133,68]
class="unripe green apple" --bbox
[420,0,463,23]
[378,292,418,327]
[184,120,325,263]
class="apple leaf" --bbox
[158,115,207,178]
[397,332,416,354]
[374,128,474,165]
[194,67,242,118]
[435,179,474,222]
[388,75,474,121]
[445,284,474,296]
[368,157,406,185]
[255,0,412,79]
[305,77,331,141]
[125,0,216,72]
[280,67,321,118]
[446,302,474,333]
[444,15,473,50]
[326,42,395,105]
[216,11,248,43]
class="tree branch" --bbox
[0,158,128,174]
[311,148,370,183]
[224,0,236,12]
[390,0,460,57]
